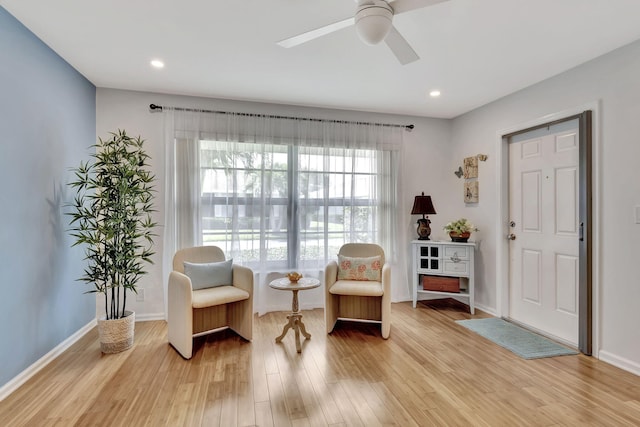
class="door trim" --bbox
[495,102,599,356]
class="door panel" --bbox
[521,249,541,303]
[555,253,578,314]
[556,167,578,234]
[522,170,541,232]
[509,125,579,345]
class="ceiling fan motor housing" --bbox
[355,2,393,45]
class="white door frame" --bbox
[495,102,600,357]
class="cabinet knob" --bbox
[450,252,461,263]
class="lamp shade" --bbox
[411,192,436,215]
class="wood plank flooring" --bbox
[1,300,639,426]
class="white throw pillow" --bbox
[183,259,233,290]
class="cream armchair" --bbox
[325,243,391,339]
[168,246,253,359]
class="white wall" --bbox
[96,89,453,317]
[451,39,640,375]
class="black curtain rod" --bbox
[149,104,414,130]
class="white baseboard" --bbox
[0,319,97,402]
[598,350,640,377]
[474,302,498,316]
[135,312,166,322]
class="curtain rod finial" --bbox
[149,104,163,111]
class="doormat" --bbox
[455,317,578,360]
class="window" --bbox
[198,140,382,271]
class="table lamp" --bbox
[411,192,436,240]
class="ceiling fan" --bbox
[277,0,449,65]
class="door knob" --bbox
[507,233,516,240]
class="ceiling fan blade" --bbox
[389,0,449,15]
[384,26,419,65]
[277,17,355,48]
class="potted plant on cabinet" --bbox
[443,218,477,242]
[68,130,157,353]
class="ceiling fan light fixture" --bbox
[354,3,393,45]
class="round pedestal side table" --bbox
[268,277,320,353]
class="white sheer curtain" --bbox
[162,108,404,315]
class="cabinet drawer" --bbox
[442,260,470,275]
[443,245,469,260]
[422,275,460,293]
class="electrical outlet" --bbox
[136,288,145,302]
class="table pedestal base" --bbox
[269,282,320,354]
[275,313,311,353]
[274,288,312,353]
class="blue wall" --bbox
[0,7,96,388]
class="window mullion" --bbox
[350,149,357,242]
[288,145,299,269]
[259,144,267,265]
[323,148,330,263]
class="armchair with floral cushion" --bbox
[324,243,391,339]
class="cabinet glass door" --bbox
[419,245,440,271]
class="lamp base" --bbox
[416,218,432,240]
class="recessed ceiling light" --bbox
[429,90,441,98]
[150,59,165,69]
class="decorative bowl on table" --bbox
[287,272,303,283]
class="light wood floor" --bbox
[2,300,639,427]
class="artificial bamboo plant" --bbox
[68,130,157,320]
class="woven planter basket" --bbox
[97,310,135,354]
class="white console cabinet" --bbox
[411,240,476,314]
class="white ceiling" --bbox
[3,0,640,119]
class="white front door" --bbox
[508,122,580,345]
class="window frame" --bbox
[198,141,381,270]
